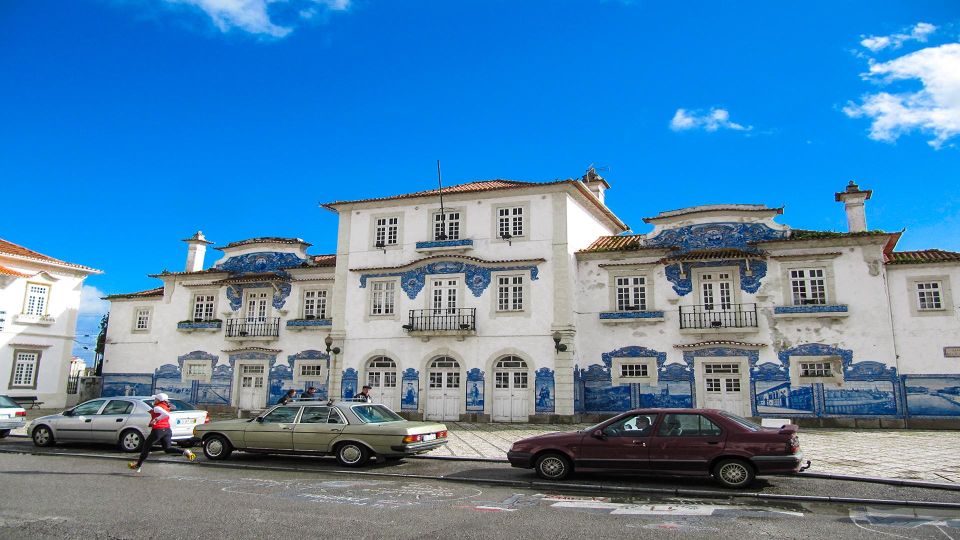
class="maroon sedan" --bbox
[507,408,808,488]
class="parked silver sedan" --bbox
[30,396,208,452]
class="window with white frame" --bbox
[23,284,49,316]
[790,268,827,305]
[800,362,833,378]
[182,360,211,382]
[616,276,647,311]
[192,294,216,321]
[11,351,39,388]
[303,290,328,319]
[300,364,324,378]
[916,281,943,311]
[0,310,6,332]
[610,357,657,386]
[370,280,396,316]
[497,206,524,238]
[374,216,400,247]
[134,307,151,331]
[620,363,648,378]
[497,275,524,311]
[792,356,843,384]
[432,210,461,241]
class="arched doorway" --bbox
[426,356,461,421]
[492,356,529,422]
[364,356,398,408]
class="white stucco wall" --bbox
[887,264,960,375]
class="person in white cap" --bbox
[128,393,196,472]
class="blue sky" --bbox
[1,1,958,363]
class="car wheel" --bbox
[0,429,10,439]
[32,425,55,447]
[713,458,756,489]
[534,452,571,481]
[335,442,370,467]
[203,435,233,460]
[119,429,144,453]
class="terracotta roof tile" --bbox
[214,237,311,250]
[350,254,544,273]
[0,264,31,278]
[579,235,652,253]
[887,249,960,265]
[674,341,767,349]
[756,229,892,242]
[662,249,764,262]
[104,287,165,300]
[322,180,547,208]
[312,254,336,267]
[0,238,101,273]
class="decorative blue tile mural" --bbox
[664,259,768,296]
[342,368,358,400]
[226,282,292,310]
[214,251,306,274]
[904,376,960,416]
[535,368,555,413]
[581,365,631,412]
[579,346,693,413]
[195,364,232,405]
[269,364,293,405]
[645,222,787,253]
[102,373,153,397]
[823,380,897,415]
[359,259,539,299]
[401,368,419,411]
[153,364,193,402]
[755,380,815,414]
[465,368,484,412]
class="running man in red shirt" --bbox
[128,393,196,472]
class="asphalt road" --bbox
[0,441,959,539]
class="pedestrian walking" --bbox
[127,393,196,473]
[277,389,297,405]
[354,385,373,403]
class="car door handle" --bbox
[330,429,341,433]
[116,418,124,422]
[631,440,647,447]
[84,419,92,423]
[707,441,721,445]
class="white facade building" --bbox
[102,174,960,427]
[0,239,101,408]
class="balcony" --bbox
[403,308,476,340]
[225,317,280,339]
[679,303,758,332]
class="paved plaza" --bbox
[13,409,960,482]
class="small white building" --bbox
[102,174,960,427]
[0,239,102,408]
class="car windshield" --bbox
[720,411,761,432]
[142,399,197,411]
[0,396,19,408]
[351,405,404,423]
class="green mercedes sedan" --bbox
[194,401,448,466]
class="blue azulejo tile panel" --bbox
[582,365,631,412]
[755,381,815,415]
[773,305,849,314]
[153,364,193,403]
[177,321,222,329]
[599,311,665,319]
[645,222,787,253]
[415,239,474,249]
[102,373,154,397]
[286,318,332,327]
[214,252,306,274]
[342,368,358,400]
[904,376,960,416]
[401,368,419,411]
[535,368,555,413]
[636,382,692,408]
[665,259,767,296]
[359,260,539,299]
[226,282,292,311]
[465,368,484,412]
[823,380,898,415]
[195,365,232,405]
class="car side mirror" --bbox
[255,417,264,423]
[62,409,73,417]
[592,429,606,440]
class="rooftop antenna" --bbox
[436,160,447,240]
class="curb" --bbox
[2,446,960,510]
[799,471,960,492]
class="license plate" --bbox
[178,418,196,425]
[422,433,436,441]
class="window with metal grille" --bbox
[497,275,524,311]
[303,290,327,319]
[12,351,39,387]
[23,284,49,316]
[134,308,151,331]
[620,363,649,378]
[916,282,943,310]
[433,210,460,241]
[192,294,216,321]
[615,276,647,311]
[497,206,524,237]
[800,362,833,378]
[790,268,827,305]
[370,281,396,315]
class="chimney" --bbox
[581,167,610,205]
[834,181,872,233]
[182,231,213,272]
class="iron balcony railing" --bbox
[405,308,476,332]
[226,317,281,338]
[679,303,758,329]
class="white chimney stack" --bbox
[581,167,610,205]
[182,231,213,272]
[834,181,872,233]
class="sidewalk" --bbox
[14,409,960,482]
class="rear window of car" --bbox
[720,412,761,432]
[142,399,197,411]
[657,414,722,437]
[351,405,404,423]
[0,396,19,408]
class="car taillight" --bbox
[15,411,26,417]
[788,436,799,453]
[437,430,447,438]
[403,434,423,443]
[204,415,210,423]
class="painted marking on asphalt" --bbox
[549,501,804,518]
[850,507,960,530]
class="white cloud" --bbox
[164,0,350,38]
[670,107,752,132]
[844,43,960,149]
[860,22,937,52]
[79,285,110,318]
